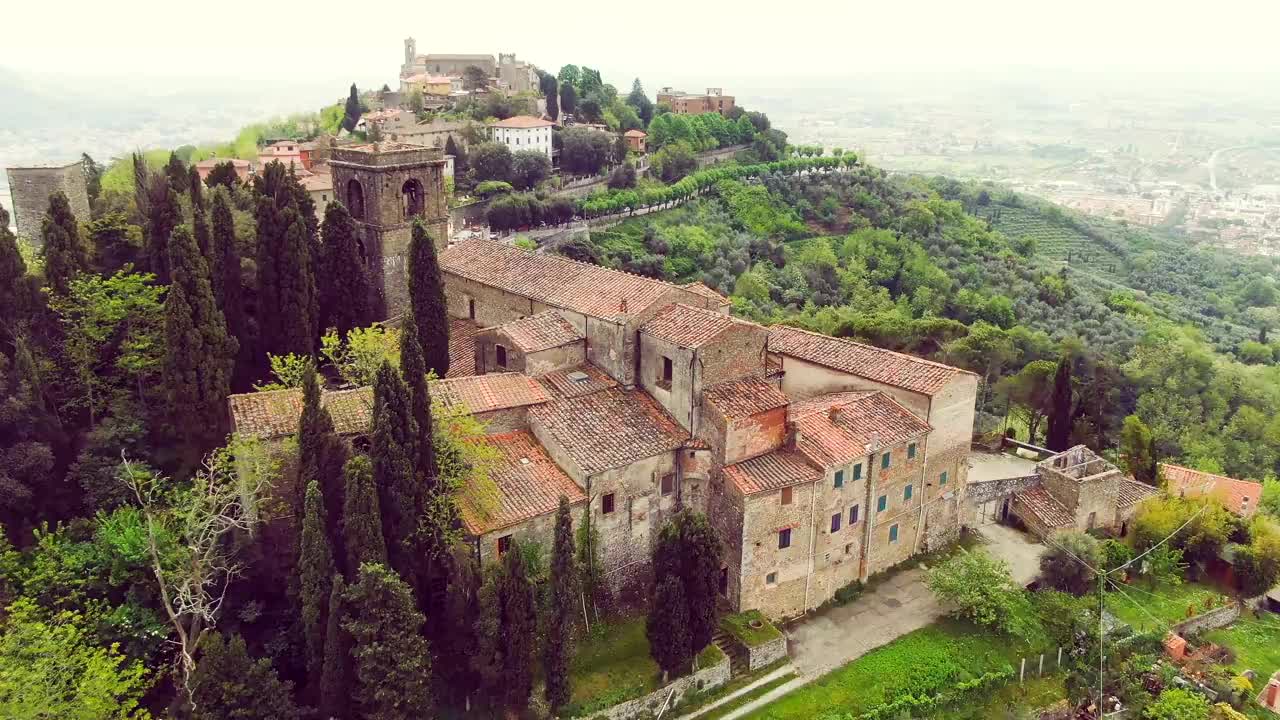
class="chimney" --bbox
[619,298,628,314]
[865,431,881,455]
[827,406,841,423]
[1266,678,1280,708]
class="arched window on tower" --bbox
[401,178,425,219]
[347,179,365,221]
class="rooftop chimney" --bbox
[619,298,628,314]
[865,431,882,455]
[827,406,841,423]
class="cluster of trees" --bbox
[549,66,650,132]
[645,511,722,679]
[467,141,552,191]
[647,111,757,153]
[485,193,577,232]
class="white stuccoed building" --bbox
[489,116,555,161]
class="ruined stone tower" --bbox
[5,160,90,244]
[328,141,448,320]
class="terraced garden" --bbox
[979,206,1127,280]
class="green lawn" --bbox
[1205,611,1280,676]
[721,610,783,648]
[1103,580,1228,632]
[923,674,1066,720]
[743,619,1042,720]
[563,617,661,717]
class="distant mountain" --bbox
[0,67,82,128]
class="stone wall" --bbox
[1173,602,1240,636]
[863,440,929,576]
[739,481,818,619]
[6,162,90,243]
[747,635,788,672]
[476,501,587,565]
[589,654,730,720]
[695,144,748,168]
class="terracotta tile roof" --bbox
[195,157,250,169]
[724,449,822,495]
[492,115,554,129]
[229,387,373,440]
[703,376,789,421]
[641,303,753,349]
[440,239,677,321]
[624,129,648,138]
[459,431,586,535]
[768,325,974,396]
[1016,484,1074,529]
[529,388,688,475]
[488,311,582,352]
[1162,463,1262,517]
[323,387,376,435]
[789,391,931,468]
[435,373,549,414]
[301,172,333,192]
[1118,478,1157,510]
[536,363,618,399]
[447,318,477,378]
[680,281,729,306]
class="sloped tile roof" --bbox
[440,239,677,321]
[492,115,554,129]
[768,325,974,396]
[528,388,689,475]
[703,376,790,421]
[489,311,582,352]
[1016,484,1075,529]
[724,449,822,495]
[641,303,755,349]
[680,281,729,306]
[1118,478,1158,510]
[446,318,477,378]
[536,363,618,399]
[624,129,648,138]
[459,431,586,535]
[789,391,932,468]
[1162,463,1261,517]
[434,373,549,414]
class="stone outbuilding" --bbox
[1162,463,1263,518]
[474,310,584,376]
[1009,446,1155,538]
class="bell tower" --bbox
[329,141,448,320]
[404,37,416,67]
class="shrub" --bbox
[1038,531,1103,595]
[1143,687,1210,720]
[927,549,1030,635]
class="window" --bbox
[844,543,852,555]
[939,471,948,487]
[889,524,899,543]
[468,299,476,320]
[904,485,913,502]
[834,470,844,488]
[908,443,917,459]
[765,572,777,586]
[660,356,673,386]
[660,473,674,495]
[495,344,507,368]
[602,493,615,514]
[497,535,512,556]
[881,452,891,470]
[830,513,841,533]
[321,194,328,201]
[849,504,860,525]
[778,528,791,549]
[877,495,887,513]
[780,486,793,505]
[853,463,862,480]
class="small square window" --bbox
[853,463,862,480]
[830,513,842,533]
[908,443,917,459]
[849,504,860,524]
[939,471,948,486]
[904,484,913,502]
[778,528,792,549]
[877,495,887,513]
[660,473,674,495]
[602,493,615,514]
[834,470,844,488]
[881,452,891,470]
[766,572,777,586]
[660,356,673,387]
[780,486,793,505]
[889,524,899,543]
[497,534,512,556]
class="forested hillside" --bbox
[564,163,1280,481]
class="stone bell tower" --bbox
[328,141,448,320]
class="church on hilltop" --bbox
[399,37,538,94]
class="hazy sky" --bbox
[8,0,1280,93]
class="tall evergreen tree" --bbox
[143,173,181,284]
[647,574,691,680]
[407,219,450,376]
[370,361,419,581]
[163,225,237,450]
[544,497,577,710]
[255,163,318,361]
[208,189,251,390]
[343,563,432,720]
[342,84,363,133]
[0,338,65,534]
[319,574,351,720]
[499,548,537,714]
[398,320,435,483]
[164,151,188,195]
[299,364,348,562]
[652,511,721,656]
[298,479,335,681]
[0,206,41,344]
[438,548,481,709]
[342,454,387,573]
[444,135,467,174]
[192,202,211,261]
[1045,355,1074,452]
[318,201,373,337]
[189,632,300,720]
[39,191,89,296]
[188,165,205,210]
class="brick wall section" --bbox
[594,655,730,720]
[473,326,584,376]
[471,407,530,435]
[6,162,90,244]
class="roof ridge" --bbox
[451,239,678,293]
[770,324,975,376]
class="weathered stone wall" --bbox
[863,439,929,576]
[6,162,89,244]
[590,654,730,720]
[721,407,787,467]
[776,355,931,418]
[695,323,769,392]
[680,447,714,515]
[443,273,538,326]
[589,453,681,596]
[925,374,979,491]
[1172,602,1239,636]
[1040,466,1082,514]
[965,475,1040,526]
[747,635,788,672]
[695,144,748,168]
[472,407,529,435]
[639,335,696,428]
[1075,471,1122,530]
[473,327,584,377]
[707,479,747,610]
[476,501,588,565]
[740,481,818,620]
[525,344,585,376]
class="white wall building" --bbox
[489,116,554,161]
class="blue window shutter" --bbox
[877,495,887,512]
[940,471,948,486]
[881,452,891,469]
[904,484,913,501]
[853,463,862,480]
[889,524,899,543]
[834,470,844,488]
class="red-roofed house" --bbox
[474,310,585,376]
[1162,463,1262,517]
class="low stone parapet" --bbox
[586,655,730,720]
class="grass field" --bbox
[721,610,783,648]
[980,206,1126,280]
[1205,611,1280,676]
[1103,580,1228,632]
[563,617,660,717]
[922,673,1067,720]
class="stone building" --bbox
[227,238,980,619]
[1162,463,1262,518]
[5,160,90,243]
[328,141,448,318]
[1007,446,1155,538]
[489,116,555,161]
[656,87,736,116]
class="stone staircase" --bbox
[711,628,749,677]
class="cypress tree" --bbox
[682,512,721,654]
[192,203,211,261]
[407,219,450,376]
[278,210,319,355]
[544,497,577,711]
[370,361,419,581]
[39,191,89,295]
[144,173,180,284]
[444,135,466,173]
[318,201,373,337]
[319,574,351,720]
[299,364,348,563]
[0,206,41,344]
[439,548,481,709]
[499,548,537,714]
[188,165,205,210]
[343,84,363,134]
[342,454,387,573]
[163,225,237,449]
[298,479,335,681]
[164,151,187,195]
[647,574,691,680]
[343,563,432,720]
[398,320,435,483]
[1045,355,1074,452]
[209,190,251,390]
[255,163,318,360]
[189,633,300,720]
